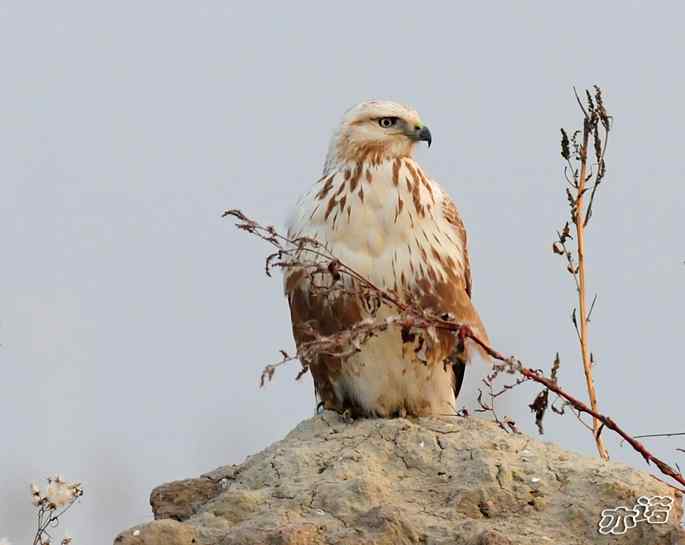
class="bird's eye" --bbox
[378,117,397,128]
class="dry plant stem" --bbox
[635,432,685,439]
[575,120,609,461]
[34,502,76,545]
[226,209,685,492]
[462,329,685,491]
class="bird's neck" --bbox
[323,137,417,176]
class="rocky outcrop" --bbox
[114,412,684,545]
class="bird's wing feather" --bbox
[441,194,472,298]
[438,191,489,386]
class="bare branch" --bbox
[635,432,685,439]
[226,209,685,491]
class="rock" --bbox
[115,412,685,545]
[113,520,197,545]
[150,478,221,521]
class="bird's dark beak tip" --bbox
[417,126,432,148]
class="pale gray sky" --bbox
[2,1,684,543]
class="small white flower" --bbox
[418,441,425,448]
[46,481,75,508]
[132,530,141,537]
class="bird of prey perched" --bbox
[285,100,488,417]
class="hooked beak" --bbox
[411,125,432,148]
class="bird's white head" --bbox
[323,100,432,174]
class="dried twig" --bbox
[634,432,685,439]
[225,209,685,491]
[462,328,685,492]
[475,370,526,433]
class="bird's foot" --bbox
[341,408,355,424]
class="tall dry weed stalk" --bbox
[555,86,611,459]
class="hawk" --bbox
[285,100,489,417]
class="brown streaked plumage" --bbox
[285,100,489,417]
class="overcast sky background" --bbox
[2,1,684,543]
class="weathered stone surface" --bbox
[115,413,685,545]
[151,478,221,521]
[113,519,197,545]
